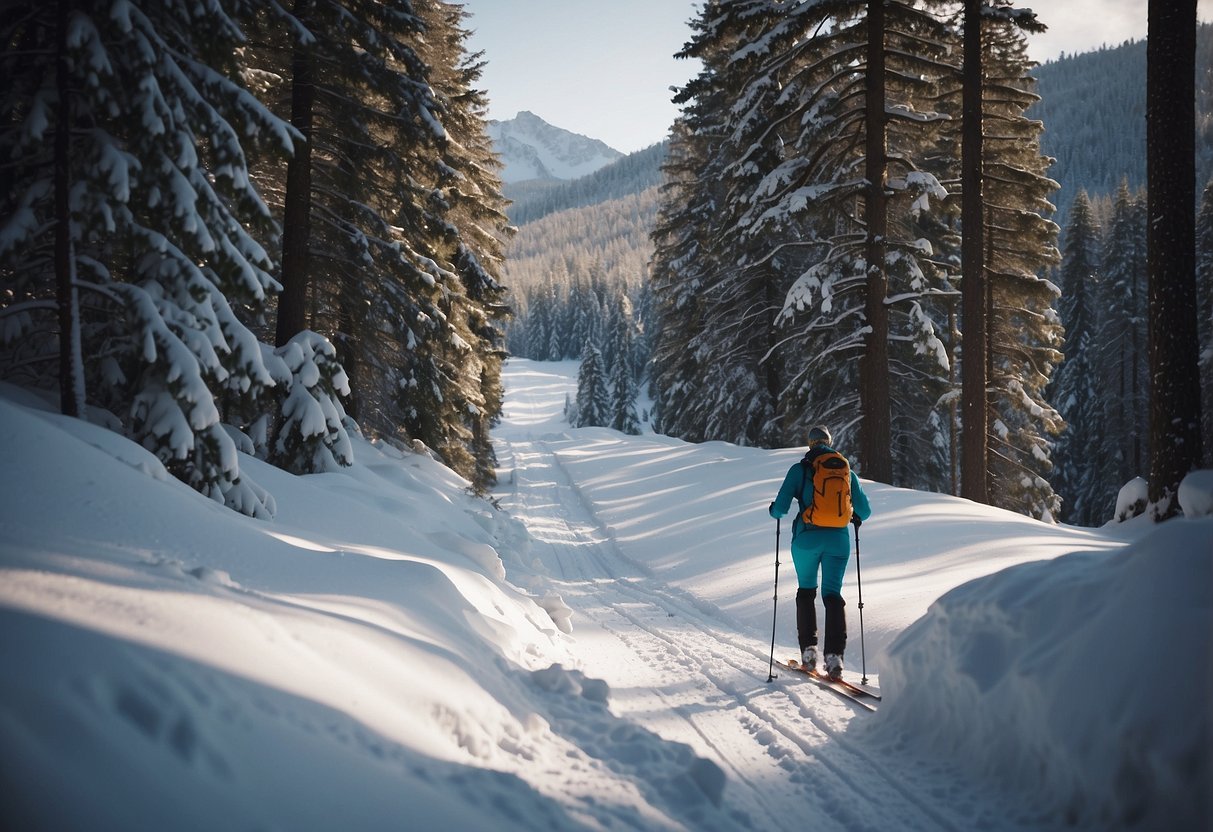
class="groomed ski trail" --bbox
[495,427,1018,831]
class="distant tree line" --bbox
[502,183,657,434]
[0,0,511,511]
[506,266,651,434]
[1029,32,1213,520]
[1052,183,1149,524]
[1054,172,1213,524]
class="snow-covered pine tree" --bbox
[569,278,597,362]
[523,281,554,360]
[1051,191,1104,524]
[655,3,756,446]
[608,350,641,435]
[573,343,609,428]
[570,269,608,362]
[1098,179,1149,490]
[651,0,957,467]
[269,329,354,475]
[547,279,568,362]
[412,0,513,493]
[952,0,1049,511]
[630,277,656,384]
[653,0,802,446]
[965,8,1063,520]
[0,0,293,516]
[244,0,443,456]
[503,296,528,358]
[650,122,713,443]
[732,0,953,476]
[248,0,508,489]
[607,299,641,435]
[674,0,790,448]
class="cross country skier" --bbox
[768,426,872,680]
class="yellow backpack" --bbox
[799,450,852,528]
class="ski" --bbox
[811,668,881,702]
[773,658,881,712]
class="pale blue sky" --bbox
[462,1,1208,154]
[463,0,698,153]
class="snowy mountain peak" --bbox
[487,111,623,184]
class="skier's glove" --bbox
[851,514,862,528]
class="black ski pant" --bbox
[796,587,847,656]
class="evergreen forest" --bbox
[2,2,1207,527]
[0,0,510,512]
[505,7,1210,526]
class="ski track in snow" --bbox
[495,415,1021,831]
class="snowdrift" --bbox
[872,517,1213,830]
[0,388,724,831]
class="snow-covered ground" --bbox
[1,359,1209,830]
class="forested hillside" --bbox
[1032,24,1213,227]
[504,141,667,226]
[505,187,658,290]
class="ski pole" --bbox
[853,521,868,685]
[766,517,781,683]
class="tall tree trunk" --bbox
[959,0,988,503]
[1132,241,1145,474]
[275,0,315,347]
[335,296,361,422]
[861,0,891,483]
[55,0,83,417]
[1117,337,1128,481]
[765,268,783,440]
[1131,200,1147,475]
[1146,0,1203,517]
[948,298,959,494]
